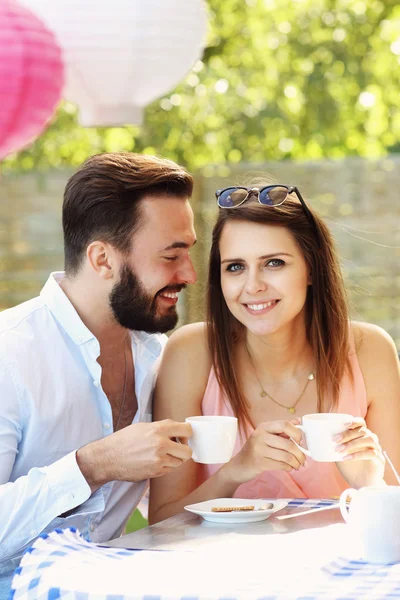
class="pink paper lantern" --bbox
[0,0,64,160]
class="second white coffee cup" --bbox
[340,486,400,563]
[294,413,353,462]
[185,415,238,464]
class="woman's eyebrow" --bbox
[221,252,293,264]
[259,252,293,259]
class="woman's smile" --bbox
[244,299,280,315]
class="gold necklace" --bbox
[245,343,315,414]
[114,333,129,431]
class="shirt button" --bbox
[93,380,100,388]
[90,524,95,532]
[104,423,111,430]
[30,529,36,536]
[77,336,83,343]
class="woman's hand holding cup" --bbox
[223,420,307,485]
[333,417,384,462]
[335,417,385,487]
[289,412,385,488]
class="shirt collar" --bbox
[40,272,95,346]
[130,329,166,362]
[40,272,166,358]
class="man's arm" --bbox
[0,453,93,562]
[0,356,192,562]
[0,358,93,562]
[76,419,193,493]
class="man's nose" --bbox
[179,256,197,285]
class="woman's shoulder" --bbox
[350,320,399,369]
[349,322,400,412]
[155,322,212,417]
[351,320,397,350]
[162,322,212,373]
[166,321,208,351]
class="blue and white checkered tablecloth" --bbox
[10,527,137,600]
[10,499,400,600]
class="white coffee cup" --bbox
[294,413,352,462]
[340,486,400,563]
[185,416,238,464]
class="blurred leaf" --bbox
[3,0,400,173]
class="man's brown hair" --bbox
[62,152,194,274]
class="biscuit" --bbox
[211,505,255,512]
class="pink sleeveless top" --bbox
[200,337,367,499]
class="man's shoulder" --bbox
[0,295,48,350]
[0,295,46,328]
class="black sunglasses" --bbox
[216,184,320,245]
[215,184,313,221]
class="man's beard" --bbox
[109,263,184,334]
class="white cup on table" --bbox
[340,486,400,563]
[185,415,238,464]
[293,413,352,462]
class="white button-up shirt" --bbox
[0,272,167,580]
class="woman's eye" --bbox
[267,258,285,267]
[226,263,244,272]
[164,256,178,262]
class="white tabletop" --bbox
[101,501,400,599]
[105,501,343,551]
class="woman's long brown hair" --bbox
[207,197,351,432]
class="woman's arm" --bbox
[337,321,400,487]
[148,322,241,524]
[358,322,400,484]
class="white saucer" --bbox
[184,498,288,523]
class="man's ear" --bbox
[86,241,116,280]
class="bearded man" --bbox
[0,152,196,597]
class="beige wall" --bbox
[1,157,400,346]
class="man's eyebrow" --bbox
[162,240,197,251]
[221,252,292,264]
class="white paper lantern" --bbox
[20,0,207,126]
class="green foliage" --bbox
[3,0,400,172]
[126,508,148,533]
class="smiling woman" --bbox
[148,178,400,524]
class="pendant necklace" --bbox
[245,343,315,415]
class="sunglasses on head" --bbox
[215,184,316,230]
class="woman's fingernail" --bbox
[332,434,342,442]
[344,422,353,427]
[343,454,353,460]
[303,460,308,468]
[336,444,346,452]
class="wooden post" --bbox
[183,172,208,325]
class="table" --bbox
[103,498,400,598]
[11,499,400,599]
[106,498,344,551]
